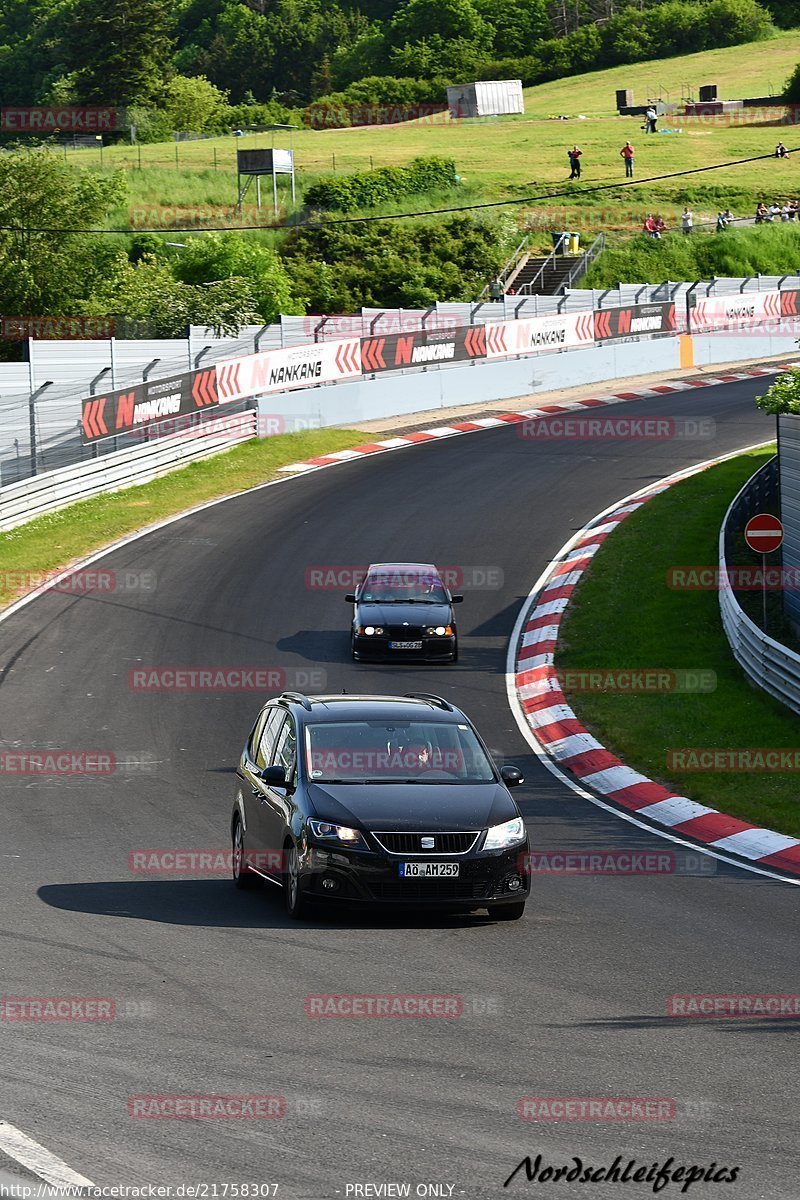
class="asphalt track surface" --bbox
[0,377,797,1200]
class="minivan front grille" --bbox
[371,831,481,855]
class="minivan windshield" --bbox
[305,720,495,783]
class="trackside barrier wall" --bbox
[720,457,800,716]
[0,411,256,532]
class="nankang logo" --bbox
[530,329,566,346]
[726,305,755,319]
[269,361,323,386]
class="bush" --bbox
[281,215,505,310]
[303,156,459,212]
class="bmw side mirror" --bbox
[344,593,356,603]
[500,765,524,787]
[451,594,464,603]
[260,764,287,787]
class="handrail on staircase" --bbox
[478,233,531,300]
[512,233,572,297]
[558,233,606,294]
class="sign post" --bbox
[744,513,784,633]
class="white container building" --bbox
[446,80,524,119]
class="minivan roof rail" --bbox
[403,692,454,712]
[279,691,313,711]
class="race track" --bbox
[0,376,797,1199]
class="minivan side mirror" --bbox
[344,593,357,603]
[500,765,524,787]
[260,764,287,787]
[451,594,464,603]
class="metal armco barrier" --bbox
[719,457,800,717]
[0,410,256,532]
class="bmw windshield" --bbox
[305,720,496,783]
[360,571,448,604]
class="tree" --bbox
[476,0,550,57]
[170,232,304,320]
[161,74,231,131]
[388,0,491,46]
[0,152,127,315]
[102,254,262,337]
[63,0,175,105]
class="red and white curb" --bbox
[506,447,800,884]
[276,364,791,473]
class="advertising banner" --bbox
[689,291,781,332]
[594,303,676,340]
[485,311,594,360]
[360,326,486,373]
[216,339,361,404]
[80,368,218,444]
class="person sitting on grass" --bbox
[776,141,789,158]
[755,202,768,224]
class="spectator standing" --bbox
[716,211,727,232]
[488,273,503,300]
[646,106,658,133]
[567,147,575,177]
[644,213,658,238]
[681,206,693,234]
[570,146,582,178]
[768,201,781,221]
[621,141,634,178]
[655,215,666,238]
[782,201,792,221]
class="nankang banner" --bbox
[360,326,486,373]
[485,312,594,360]
[80,368,218,444]
[594,303,676,340]
[216,339,361,403]
[689,291,782,332]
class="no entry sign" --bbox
[744,514,784,555]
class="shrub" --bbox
[303,156,459,212]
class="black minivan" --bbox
[231,692,529,920]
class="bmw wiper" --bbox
[382,598,440,604]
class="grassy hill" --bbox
[61,30,800,238]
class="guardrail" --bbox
[0,409,256,533]
[719,457,800,717]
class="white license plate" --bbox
[399,862,459,878]
[390,640,422,650]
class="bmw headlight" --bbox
[357,626,384,636]
[308,820,367,847]
[424,625,453,636]
[483,816,526,850]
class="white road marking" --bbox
[0,1120,93,1187]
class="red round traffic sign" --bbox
[744,513,784,555]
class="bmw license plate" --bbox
[399,862,459,878]
[390,640,423,650]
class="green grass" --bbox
[0,427,364,613]
[555,447,800,839]
[49,31,800,235]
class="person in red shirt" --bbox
[643,213,657,237]
[621,141,634,178]
[569,146,582,178]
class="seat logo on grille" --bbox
[421,836,435,849]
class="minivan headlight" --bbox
[308,820,367,847]
[483,817,525,850]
